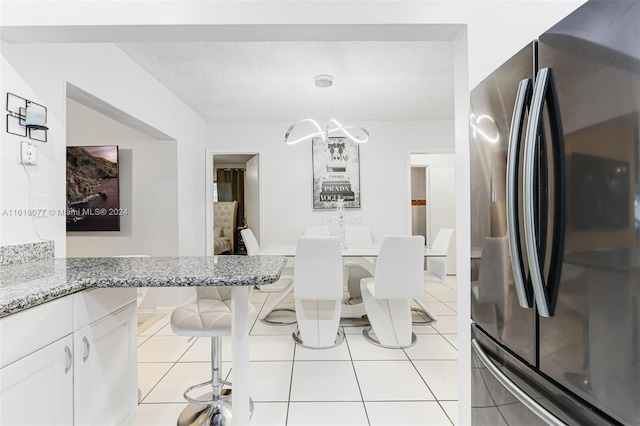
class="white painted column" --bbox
[231,285,250,425]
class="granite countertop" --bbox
[0,255,287,318]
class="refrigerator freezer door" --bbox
[470,43,536,366]
[472,326,614,426]
[538,1,640,424]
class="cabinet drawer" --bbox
[0,297,73,368]
[73,287,136,329]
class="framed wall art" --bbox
[66,145,121,232]
[312,136,361,209]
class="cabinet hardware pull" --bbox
[82,336,90,362]
[64,346,72,374]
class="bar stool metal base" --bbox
[259,308,297,326]
[410,307,438,326]
[292,329,345,349]
[177,392,254,426]
[362,326,417,349]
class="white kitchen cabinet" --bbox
[0,334,74,425]
[73,302,137,426]
[0,287,137,425]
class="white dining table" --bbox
[258,244,447,324]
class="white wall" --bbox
[453,26,472,426]
[207,120,454,246]
[1,41,67,256]
[1,42,208,259]
[65,99,179,257]
[1,2,586,260]
[65,99,182,316]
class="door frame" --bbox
[406,148,454,241]
[205,148,264,256]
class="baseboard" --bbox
[260,281,289,292]
[155,306,179,315]
[136,309,156,324]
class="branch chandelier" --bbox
[284,75,370,145]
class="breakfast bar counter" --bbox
[0,255,287,425]
[0,255,288,318]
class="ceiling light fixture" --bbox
[284,75,369,145]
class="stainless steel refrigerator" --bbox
[470,1,640,424]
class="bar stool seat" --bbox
[170,296,255,426]
[171,298,234,336]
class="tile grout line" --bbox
[344,327,372,426]
[285,338,297,426]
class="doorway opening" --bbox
[206,150,262,256]
[409,152,456,274]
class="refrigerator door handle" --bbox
[523,67,565,317]
[507,78,534,309]
[472,339,566,426]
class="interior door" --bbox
[245,154,260,244]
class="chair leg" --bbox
[292,299,344,349]
[361,285,416,348]
[411,298,438,326]
[259,281,296,325]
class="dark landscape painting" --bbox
[66,145,120,231]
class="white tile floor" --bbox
[134,278,458,425]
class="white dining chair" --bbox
[411,228,453,325]
[292,236,345,349]
[343,225,374,304]
[304,224,331,237]
[242,227,293,293]
[240,228,261,257]
[240,228,296,325]
[424,228,453,283]
[361,235,425,348]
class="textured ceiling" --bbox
[117,41,454,122]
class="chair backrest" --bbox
[374,235,425,299]
[304,225,331,237]
[427,228,454,280]
[344,225,373,248]
[430,228,453,252]
[294,236,343,300]
[214,201,238,253]
[240,228,261,255]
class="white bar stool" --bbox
[170,288,255,425]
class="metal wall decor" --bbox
[6,92,48,142]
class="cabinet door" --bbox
[0,334,74,425]
[74,302,137,426]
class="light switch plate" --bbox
[20,142,37,165]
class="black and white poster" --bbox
[312,136,361,209]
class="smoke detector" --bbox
[314,74,334,88]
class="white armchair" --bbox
[292,236,345,349]
[361,235,425,348]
